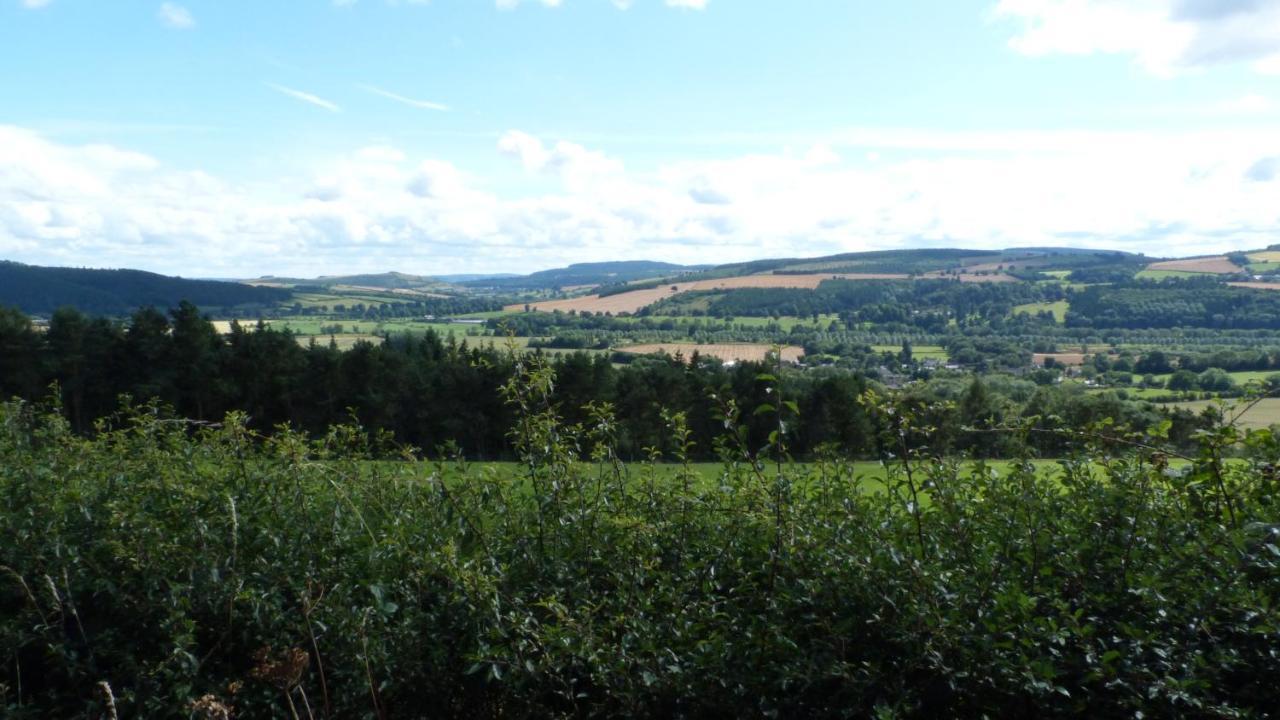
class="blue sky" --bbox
[2,0,1280,276]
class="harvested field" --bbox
[1229,282,1280,291]
[616,343,805,364]
[1145,256,1240,274]
[505,286,678,314]
[1249,251,1280,263]
[508,273,908,314]
[1033,352,1087,367]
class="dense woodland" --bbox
[0,261,289,316]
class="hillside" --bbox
[0,261,290,316]
[245,271,460,293]
[462,260,709,290]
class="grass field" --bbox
[871,344,948,360]
[1159,397,1280,430]
[1013,300,1069,322]
[1136,269,1208,280]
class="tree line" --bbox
[0,303,1226,461]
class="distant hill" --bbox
[463,261,709,290]
[0,261,290,316]
[245,271,459,293]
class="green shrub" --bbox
[2,363,1279,718]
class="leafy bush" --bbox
[2,362,1279,717]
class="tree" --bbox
[0,306,44,400]
[1166,369,1199,392]
[1197,367,1233,393]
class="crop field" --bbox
[1033,352,1087,366]
[1229,281,1280,292]
[1013,300,1069,322]
[1144,256,1240,274]
[1249,251,1280,263]
[614,342,805,364]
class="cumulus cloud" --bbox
[993,0,1280,75]
[3,124,1280,276]
[158,2,195,29]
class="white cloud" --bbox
[993,0,1280,75]
[3,124,1280,276]
[266,83,341,113]
[158,2,195,29]
[496,0,562,9]
[360,84,449,111]
[20,0,51,8]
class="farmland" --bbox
[508,270,1017,315]
[8,245,1280,718]
[614,342,805,364]
[1144,255,1241,274]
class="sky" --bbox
[2,0,1280,277]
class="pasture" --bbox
[1136,269,1208,280]
[1013,300,1069,322]
[1159,397,1280,430]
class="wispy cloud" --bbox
[158,2,195,29]
[266,83,341,113]
[21,0,52,8]
[360,84,450,111]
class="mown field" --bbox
[1012,300,1069,322]
[1160,397,1280,430]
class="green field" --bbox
[1160,397,1280,430]
[871,344,948,360]
[1012,300,1069,322]
[1135,269,1209,280]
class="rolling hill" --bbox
[0,261,290,316]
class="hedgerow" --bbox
[2,357,1279,718]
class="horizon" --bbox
[3,1,1280,277]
